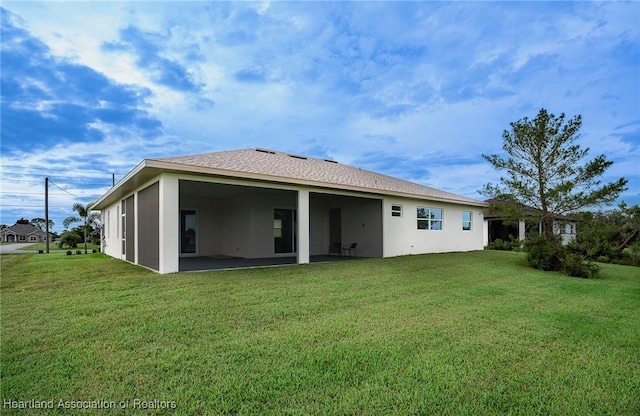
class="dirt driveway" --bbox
[0,243,37,254]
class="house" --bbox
[483,199,577,246]
[92,148,488,273]
[1,223,49,243]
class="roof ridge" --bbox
[156,147,342,164]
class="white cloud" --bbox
[2,0,639,228]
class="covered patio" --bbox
[177,179,382,268]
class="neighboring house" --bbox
[1,223,49,243]
[93,148,488,273]
[89,229,101,244]
[483,199,577,246]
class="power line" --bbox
[0,174,120,183]
[0,173,115,183]
[0,191,69,196]
[48,179,83,199]
[1,204,69,208]
[0,179,44,186]
[0,184,103,200]
[0,164,127,176]
[0,168,116,175]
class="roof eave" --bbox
[92,160,148,210]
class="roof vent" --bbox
[323,159,338,164]
[255,148,275,154]
[288,154,308,160]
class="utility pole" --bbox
[45,177,49,254]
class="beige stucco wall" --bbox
[101,202,122,260]
[382,197,485,257]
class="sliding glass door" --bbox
[274,208,296,254]
[181,210,197,254]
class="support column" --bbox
[518,220,526,241]
[297,189,310,264]
[159,174,180,274]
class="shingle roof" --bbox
[1,223,44,235]
[483,198,571,220]
[153,148,485,206]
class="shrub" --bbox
[570,236,640,267]
[486,235,521,251]
[66,250,72,256]
[628,242,640,256]
[486,238,508,250]
[624,243,640,266]
[57,231,81,249]
[562,253,599,278]
[613,244,640,267]
[75,250,82,255]
[524,234,565,271]
[525,234,601,278]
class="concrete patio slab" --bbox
[179,255,359,272]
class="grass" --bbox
[1,251,639,415]
[17,242,101,253]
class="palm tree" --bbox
[63,202,100,254]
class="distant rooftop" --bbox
[1,223,45,235]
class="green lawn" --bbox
[1,251,639,415]
[17,242,101,253]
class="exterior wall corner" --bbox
[159,174,180,274]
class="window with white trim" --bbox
[29,236,37,242]
[417,207,443,230]
[462,211,472,231]
[391,205,403,217]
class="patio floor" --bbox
[179,255,359,272]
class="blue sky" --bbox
[1,1,638,232]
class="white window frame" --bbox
[417,207,443,230]
[462,211,472,231]
[391,204,403,217]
